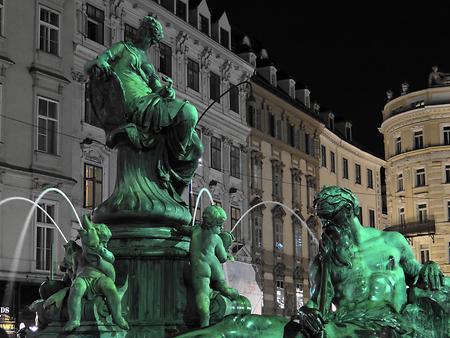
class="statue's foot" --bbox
[63,320,80,332]
[115,317,129,330]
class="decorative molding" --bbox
[221,60,232,81]
[274,262,286,278]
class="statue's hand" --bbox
[293,306,325,336]
[227,254,235,262]
[94,60,112,78]
[417,261,445,290]
[158,85,176,99]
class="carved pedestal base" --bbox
[108,225,196,338]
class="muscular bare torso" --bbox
[330,229,407,313]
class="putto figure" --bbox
[63,215,128,332]
[85,16,203,226]
[189,205,240,327]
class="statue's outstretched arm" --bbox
[396,232,421,284]
[84,42,125,75]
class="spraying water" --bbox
[0,197,68,243]
[230,201,319,246]
[192,187,215,226]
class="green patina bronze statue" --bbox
[178,186,449,337]
[30,215,128,334]
[85,16,202,226]
[63,215,128,332]
[189,205,245,327]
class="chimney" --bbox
[401,82,409,95]
[386,90,394,101]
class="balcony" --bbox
[384,219,435,238]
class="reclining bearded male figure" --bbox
[177,186,449,338]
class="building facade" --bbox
[319,119,385,229]
[379,80,450,275]
[239,45,322,316]
[0,0,253,329]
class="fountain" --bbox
[12,15,448,338]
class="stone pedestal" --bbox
[30,323,127,338]
[107,225,196,338]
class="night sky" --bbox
[208,2,450,158]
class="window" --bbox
[85,83,101,127]
[231,206,242,242]
[345,125,352,141]
[296,283,304,310]
[415,168,426,187]
[229,83,239,113]
[83,163,103,209]
[37,97,58,154]
[288,124,295,147]
[413,130,424,150]
[161,0,174,12]
[276,280,285,309]
[230,145,240,178]
[86,4,104,44]
[444,126,450,145]
[124,23,137,42]
[187,59,199,92]
[395,136,401,155]
[36,203,55,270]
[448,242,450,264]
[211,136,221,170]
[306,178,315,210]
[367,168,373,188]
[272,161,282,200]
[420,245,430,264]
[445,165,450,183]
[220,28,229,48]
[355,163,361,184]
[358,206,363,224]
[321,145,327,167]
[276,120,282,141]
[399,207,405,225]
[330,151,336,173]
[209,72,220,102]
[447,201,450,222]
[199,14,209,35]
[175,0,187,20]
[369,209,375,228]
[274,218,283,251]
[343,158,349,179]
[39,7,59,55]
[269,113,275,137]
[292,172,301,208]
[294,224,302,257]
[305,133,310,155]
[417,204,428,223]
[397,173,404,192]
[159,43,172,77]
[252,212,262,248]
[251,154,263,191]
[33,221,54,271]
[0,0,4,36]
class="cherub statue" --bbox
[63,215,129,332]
[189,205,240,327]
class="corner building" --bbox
[380,82,450,275]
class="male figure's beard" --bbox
[321,223,355,268]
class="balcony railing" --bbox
[384,219,435,237]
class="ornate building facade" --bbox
[379,77,450,275]
[239,43,322,316]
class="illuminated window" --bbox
[83,163,103,209]
[296,283,304,309]
[36,203,55,271]
[39,7,59,55]
[276,280,285,309]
